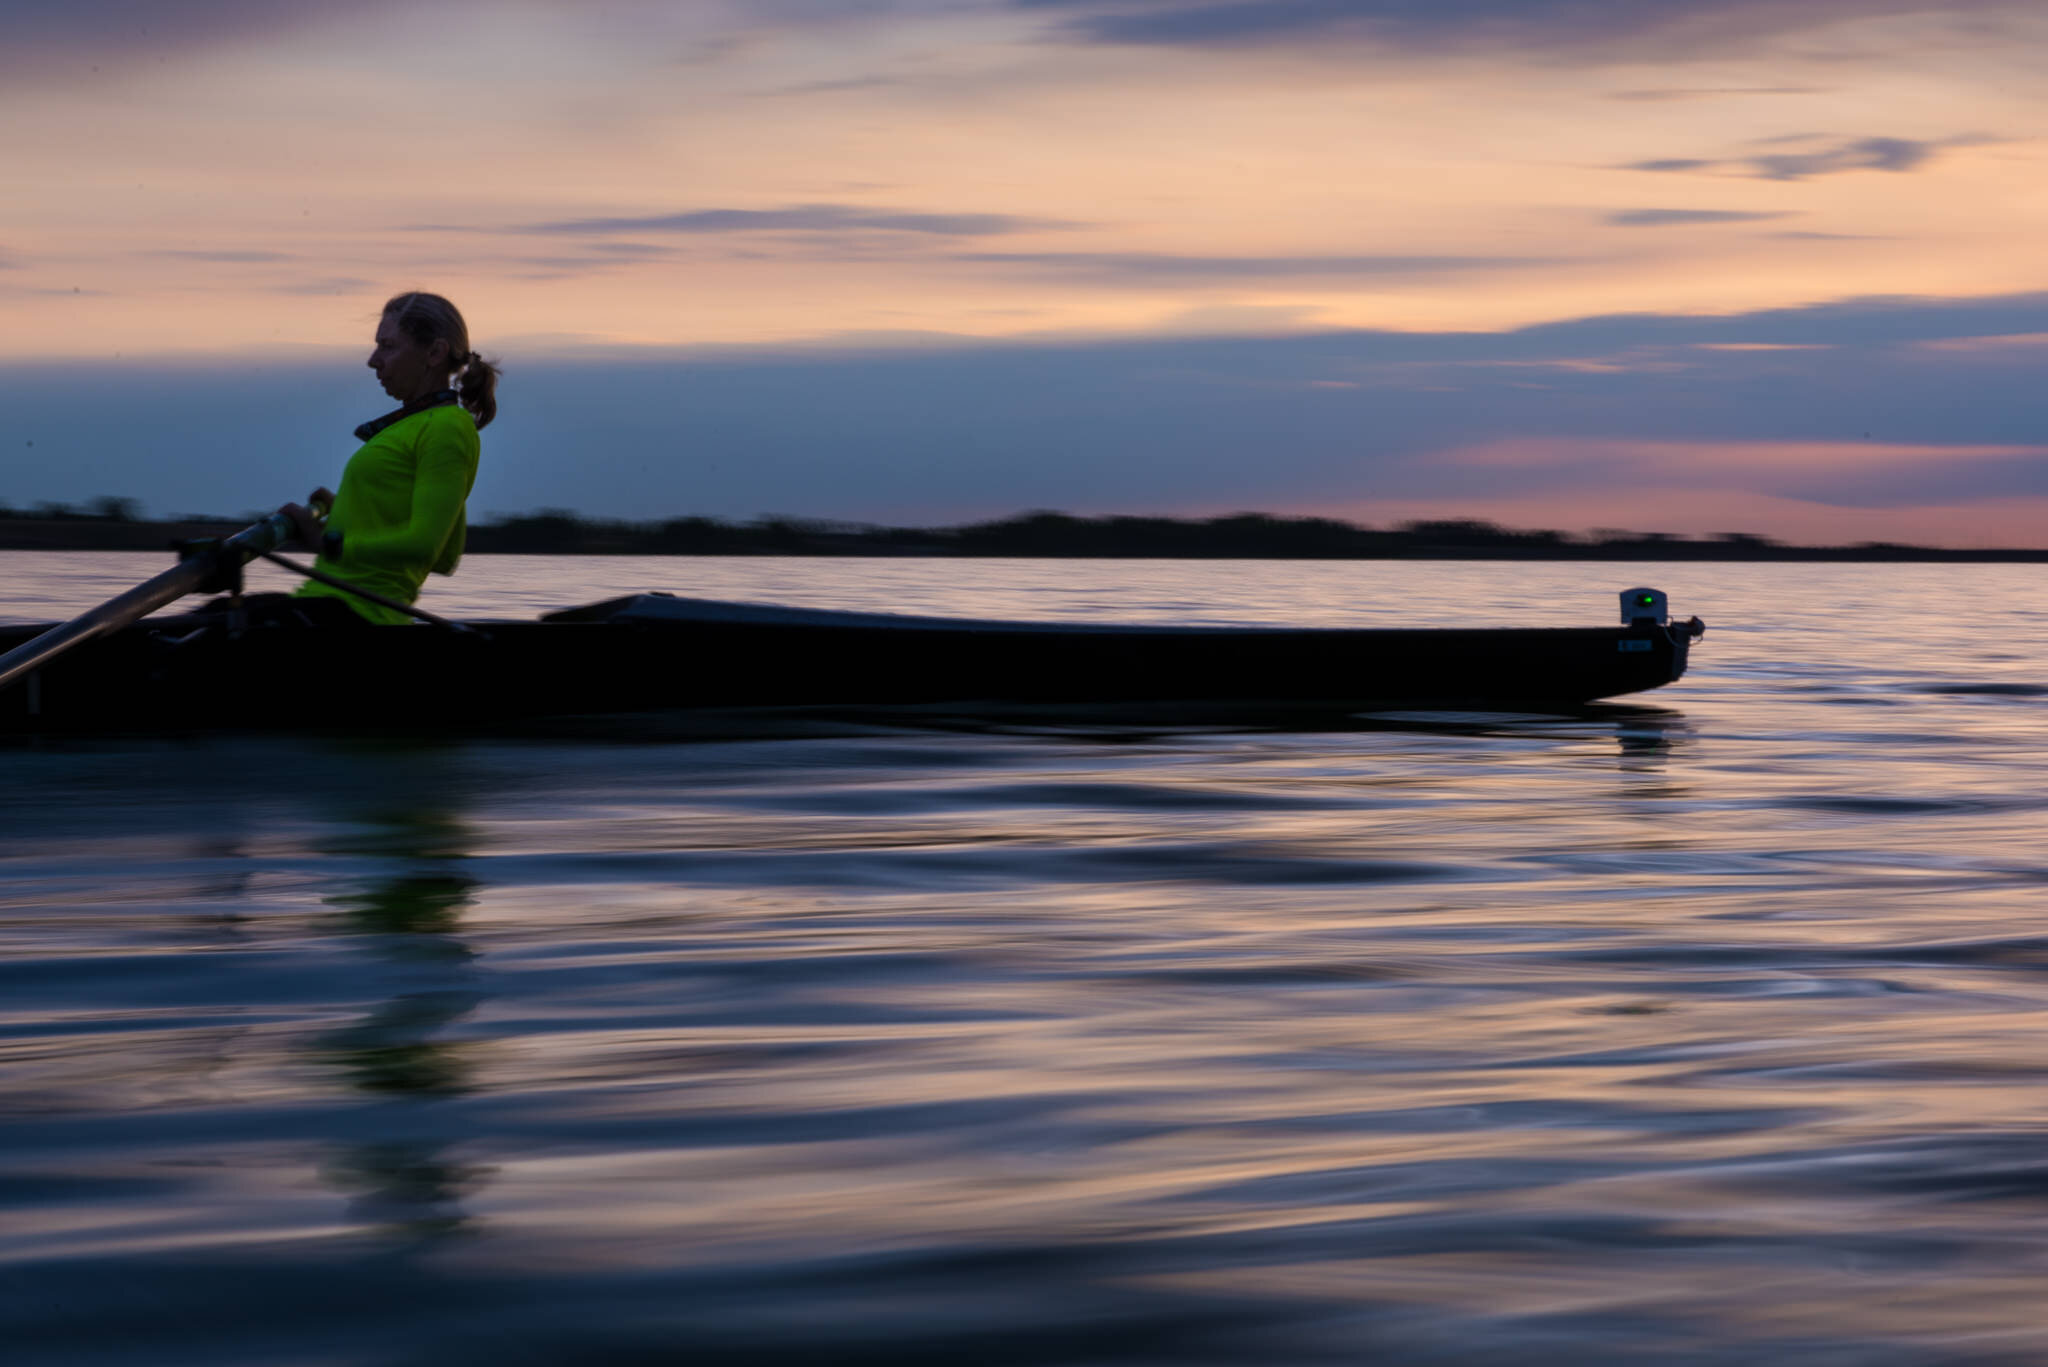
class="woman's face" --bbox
[367,314,449,402]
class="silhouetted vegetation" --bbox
[5,499,2048,560]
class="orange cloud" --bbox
[1916,333,2048,352]
[1436,438,2048,478]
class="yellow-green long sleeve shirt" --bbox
[297,403,480,624]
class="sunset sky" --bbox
[7,0,2048,542]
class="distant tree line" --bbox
[2,496,145,523]
[1,498,2041,561]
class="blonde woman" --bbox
[289,292,500,624]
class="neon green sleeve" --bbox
[297,404,480,622]
[339,415,474,570]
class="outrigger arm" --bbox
[0,509,301,695]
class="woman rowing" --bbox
[285,291,499,624]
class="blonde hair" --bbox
[384,291,500,429]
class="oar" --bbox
[0,508,302,694]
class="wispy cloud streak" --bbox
[526,205,1081,238]
[1629,134,1990,180]
[1609,86,1825,101]
[145,249,296,263]
[958,251,1558,281]
[1607,209,1796,227]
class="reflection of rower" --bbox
[330,874,478,964]
[320,876,480,1096]
[311,788,491,1242]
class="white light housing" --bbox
[1621,587,1668,626]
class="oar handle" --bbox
[222,510,301,556]
[0,509,301,694]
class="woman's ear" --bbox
[428,337,452,370]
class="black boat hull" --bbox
[0,594,1699,733]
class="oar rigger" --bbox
[168,536,249,598]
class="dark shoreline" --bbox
[5,510,2045,562]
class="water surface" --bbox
[8,556,2048,1365]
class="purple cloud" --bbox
[0,0,406,76]
[1012,0,2034,60]
[9,0,2035,83]
[1629,134,1985,180]
[13,289,2048,534]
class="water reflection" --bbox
[319,1139,489,1242]
[1609,706,1691,769]
[22,553,2048,1366]
[312,790,490,1243]
[328,874,477,962]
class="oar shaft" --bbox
[254,551,478,633]
[0,510,298,693]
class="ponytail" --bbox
[383,290,500,429]
[458,351,500,430]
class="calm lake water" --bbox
[9,553,2048,1365]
